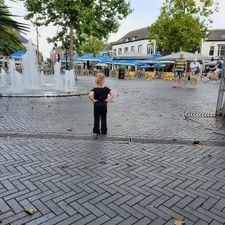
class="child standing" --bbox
[89,73,114,135]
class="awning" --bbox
[10,51,25,59]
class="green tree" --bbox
[0,0,28,47]
[0,28,26,55]
[22,0,131,68]
[149,0,218,55]
[79,37,107,56]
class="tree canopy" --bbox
[148,0,218,55]
[21,0,131,66]
[79,37,107,56]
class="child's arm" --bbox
[88,91,98,103]
[106,90,115,102]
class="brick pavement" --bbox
[0,77,224,140]
[0,77,225,224]
[0,137,225,224]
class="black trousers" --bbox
[93,101,107,134]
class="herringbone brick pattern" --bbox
[0,78,224,141]
[0,137,225,224]
[0,77,225,224]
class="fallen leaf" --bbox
[11,208,16,213]
[193,144,203,148]
[126,164,132,167]
[208,152,213,157]
[192,140,203,148]
[25,208,36,215]
[66,128,73,131]
[59,165,68,169]
[193,140,200,144]
[174,220,185,225]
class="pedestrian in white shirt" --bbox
[189,58,200,88]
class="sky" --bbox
[5,0,225,59]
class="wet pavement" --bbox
[0,76,225,225]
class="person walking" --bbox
[189,58,201,88]
[173,53,187,88]
[89,73,115,136]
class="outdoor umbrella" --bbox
[96,55,113,63]
[139,64,151,68]
[10,51,25,59]
[156,51,209,61]
[77,54,100,62]
[153,63,166,67]
[95,63,108,67]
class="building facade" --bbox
[105,28,225,59]
[201,29,225,59]
[104,27,156,57]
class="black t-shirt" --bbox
[91,87,111,101]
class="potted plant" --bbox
[118,66,125,79]
[104,66,110,77]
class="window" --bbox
[118,48,122,55]
[124,47,128,53]
[147,44,153,54]
[131,46,135,52]
[218,45,225,57]
[209,46,214,56]
[125,38,130,42]
[138,45,142,53]
[113,49,117,56]
[132,36,137,41]
[221,34,225,39]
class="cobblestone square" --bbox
[0,77,225,225]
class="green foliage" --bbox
[149,0,218,54]
[21,0,131,62]
[79,37,107,56]
[161,0,218,19]
[104,66,109,72]
[46,58,52,64]
[0,28,26,55]
[118,65,126,71]
[0,0,27,54]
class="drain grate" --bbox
[184,112,215,118]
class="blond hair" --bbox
[95,73,105,87]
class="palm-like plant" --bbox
[0,4,28,44]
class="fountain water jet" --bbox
[0,39,77,97]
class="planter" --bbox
[118,66,126,79]
[118,70,125,79]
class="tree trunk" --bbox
[69,22,74,69]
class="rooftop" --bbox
[113,27,149,46]
[206,29,225,41]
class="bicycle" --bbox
[201,69,220,83]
